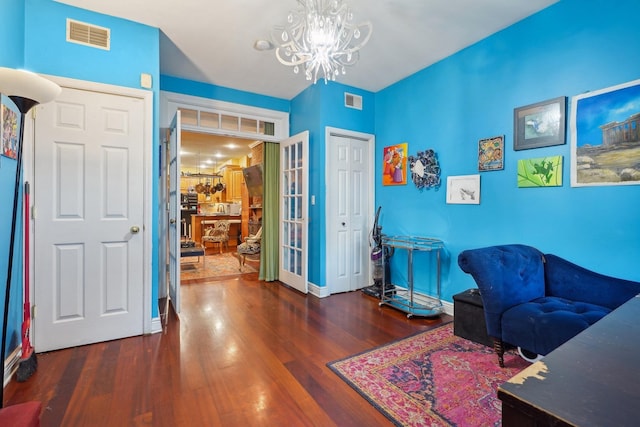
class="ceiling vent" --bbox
[67,19,110,50]
[344,92,363,110]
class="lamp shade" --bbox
[0,67,61,105]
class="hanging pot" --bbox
[195,183,205,193]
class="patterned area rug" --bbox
[181,252,257,281]
[327,323,529,426]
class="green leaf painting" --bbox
[517,155,563,187]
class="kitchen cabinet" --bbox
[219,165,242,202]
[229,169,244,201]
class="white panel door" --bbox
[34,87,144,352]
[279,131,308,294]
[168,113,181,314]
[326,133,373,294]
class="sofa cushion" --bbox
[502,296,611,355]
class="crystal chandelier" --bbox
[272,0,372,84]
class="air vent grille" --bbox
[67,19,110,50]
[345,92,363,110]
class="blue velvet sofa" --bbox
[458,244,640,367]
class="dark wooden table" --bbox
[499,294,640,427]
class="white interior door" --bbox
[326,132,373,293]
[34,86,145,352]
[279,131,308,294]
[168,112,181,314]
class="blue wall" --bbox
[161,75,290,113]
[375,0,640,302]
[0,0,25,68]
[290,81,375,287]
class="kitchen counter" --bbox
[191,215,242,247]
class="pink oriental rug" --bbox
[327,323,529,426]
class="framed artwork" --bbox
[478,135,504,171]
[514,96,567,151]
[408,149,441,190]
[517,155,563,187]
[446,174,480,204]
[382,142,408,186]
[571,78,640,187]
[1,94,21,160]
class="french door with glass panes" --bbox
[279,131,308,293]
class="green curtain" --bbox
[259,142,279,281]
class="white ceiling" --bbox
[56,0,559,100]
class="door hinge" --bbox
[31,206,37,219]
[32,305,36,319]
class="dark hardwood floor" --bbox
[5,272,450,426]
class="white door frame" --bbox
[158,91,289,302]
[324,126,375,295]
[24,75,154,337]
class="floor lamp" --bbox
[0,68,60,407]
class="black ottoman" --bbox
[453,289,492,347]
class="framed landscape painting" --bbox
[571,78,640,187]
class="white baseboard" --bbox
[3,347,21,388]
[308,281,330,298]
[309,283,454,317]
[150,316,163,334]
[442,299,453,316]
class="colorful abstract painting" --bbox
[478,135,504,171]
[1,95,21,160]
[382,143,408,186]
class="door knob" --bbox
[169,219,176,224]
[131,226,140,233]
[342,222,346,226]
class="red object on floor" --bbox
[0,401,42,427]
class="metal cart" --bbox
[379,235,444,318]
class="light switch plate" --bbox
[140,73,152,89]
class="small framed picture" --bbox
[446,174,480,204]
[478,135,504,171]
[514,96,567,151]
[1,94,21,160]
[382,143,408,186]
[517,155,563,187]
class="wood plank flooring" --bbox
[4,273,450,426]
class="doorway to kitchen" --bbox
[178,131,263,283]
[160,91,289,316]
